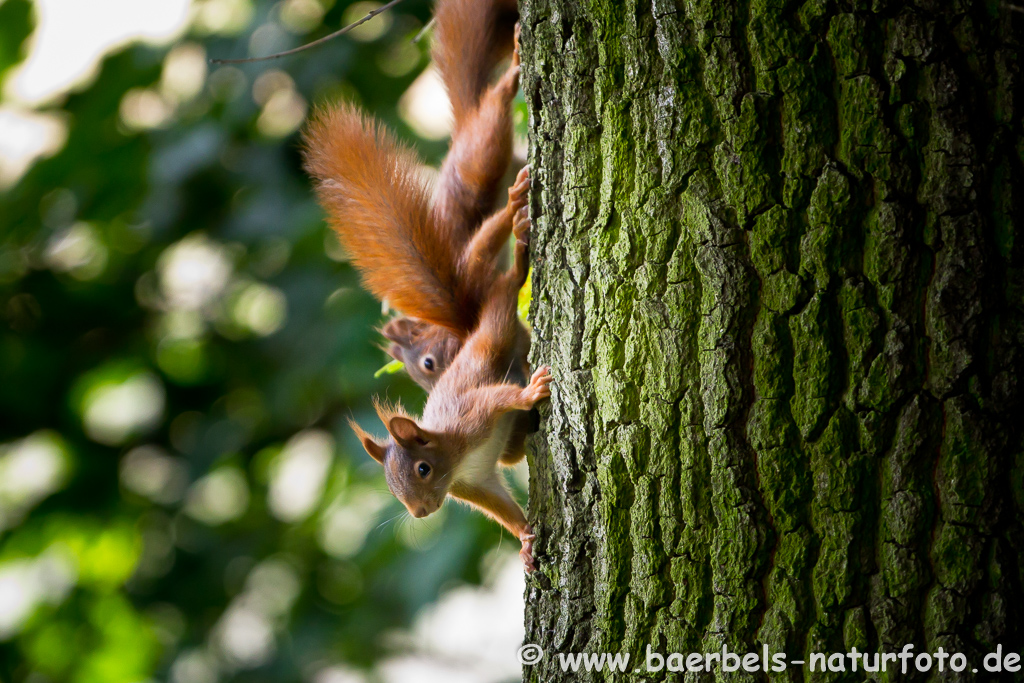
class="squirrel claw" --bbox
[520,545,536,572]
[519,525,537,572]
[500,24,521,90]
[508,166,531,214]
[510,207,531,285]
[513,206,531,246]
[522,365,552,406]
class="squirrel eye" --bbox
[422,356,435,372]
[416,462,431,478]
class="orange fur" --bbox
[303,106,472,334]
[302,0,522,343]
[432,0,519,130]
[371,397,412,426]
[431,0,521,236]
[304,0,546,572]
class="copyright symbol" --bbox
[517,644,544,666]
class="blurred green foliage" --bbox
[0,0,528,680]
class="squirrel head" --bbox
[380,318,461,391]
[348,403,454,519]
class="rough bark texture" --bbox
[520,0,1023,680]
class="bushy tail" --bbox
[432,0,519,130]
[302,104,475,335]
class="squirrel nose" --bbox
[413,506,428,518]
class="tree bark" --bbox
[520,0,1023,680]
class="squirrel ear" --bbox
[384,342,404,363]
[348,419,386,464]
[381,318,421,344]
[361,435,387,464]
[388,416,430,447]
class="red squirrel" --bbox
[379,0,523,391]
[359,210,548,573]
[301,0,547,571]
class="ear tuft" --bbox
[348,418,386,464]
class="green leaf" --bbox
[517,267,532,323]
[374,359,405,377]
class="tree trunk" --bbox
[520,0,1023,680]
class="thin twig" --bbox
[210,0,405,65]
[1003,2,1024,12]
[411,17,435,44]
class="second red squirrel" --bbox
[379,168,530,390]
[381,0,523,391]
[302,0,546,571]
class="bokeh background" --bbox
[0,1,530,681]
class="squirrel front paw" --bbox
[520,366,552,407]
[509,205,532,286]
[496,24,522,97]
[519,525,537,573]
[512,205,531,248]
[512,23,522,68]
[508,165,530,215]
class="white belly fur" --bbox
[454,413,515,486]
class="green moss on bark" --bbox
[521,0,1023,680]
